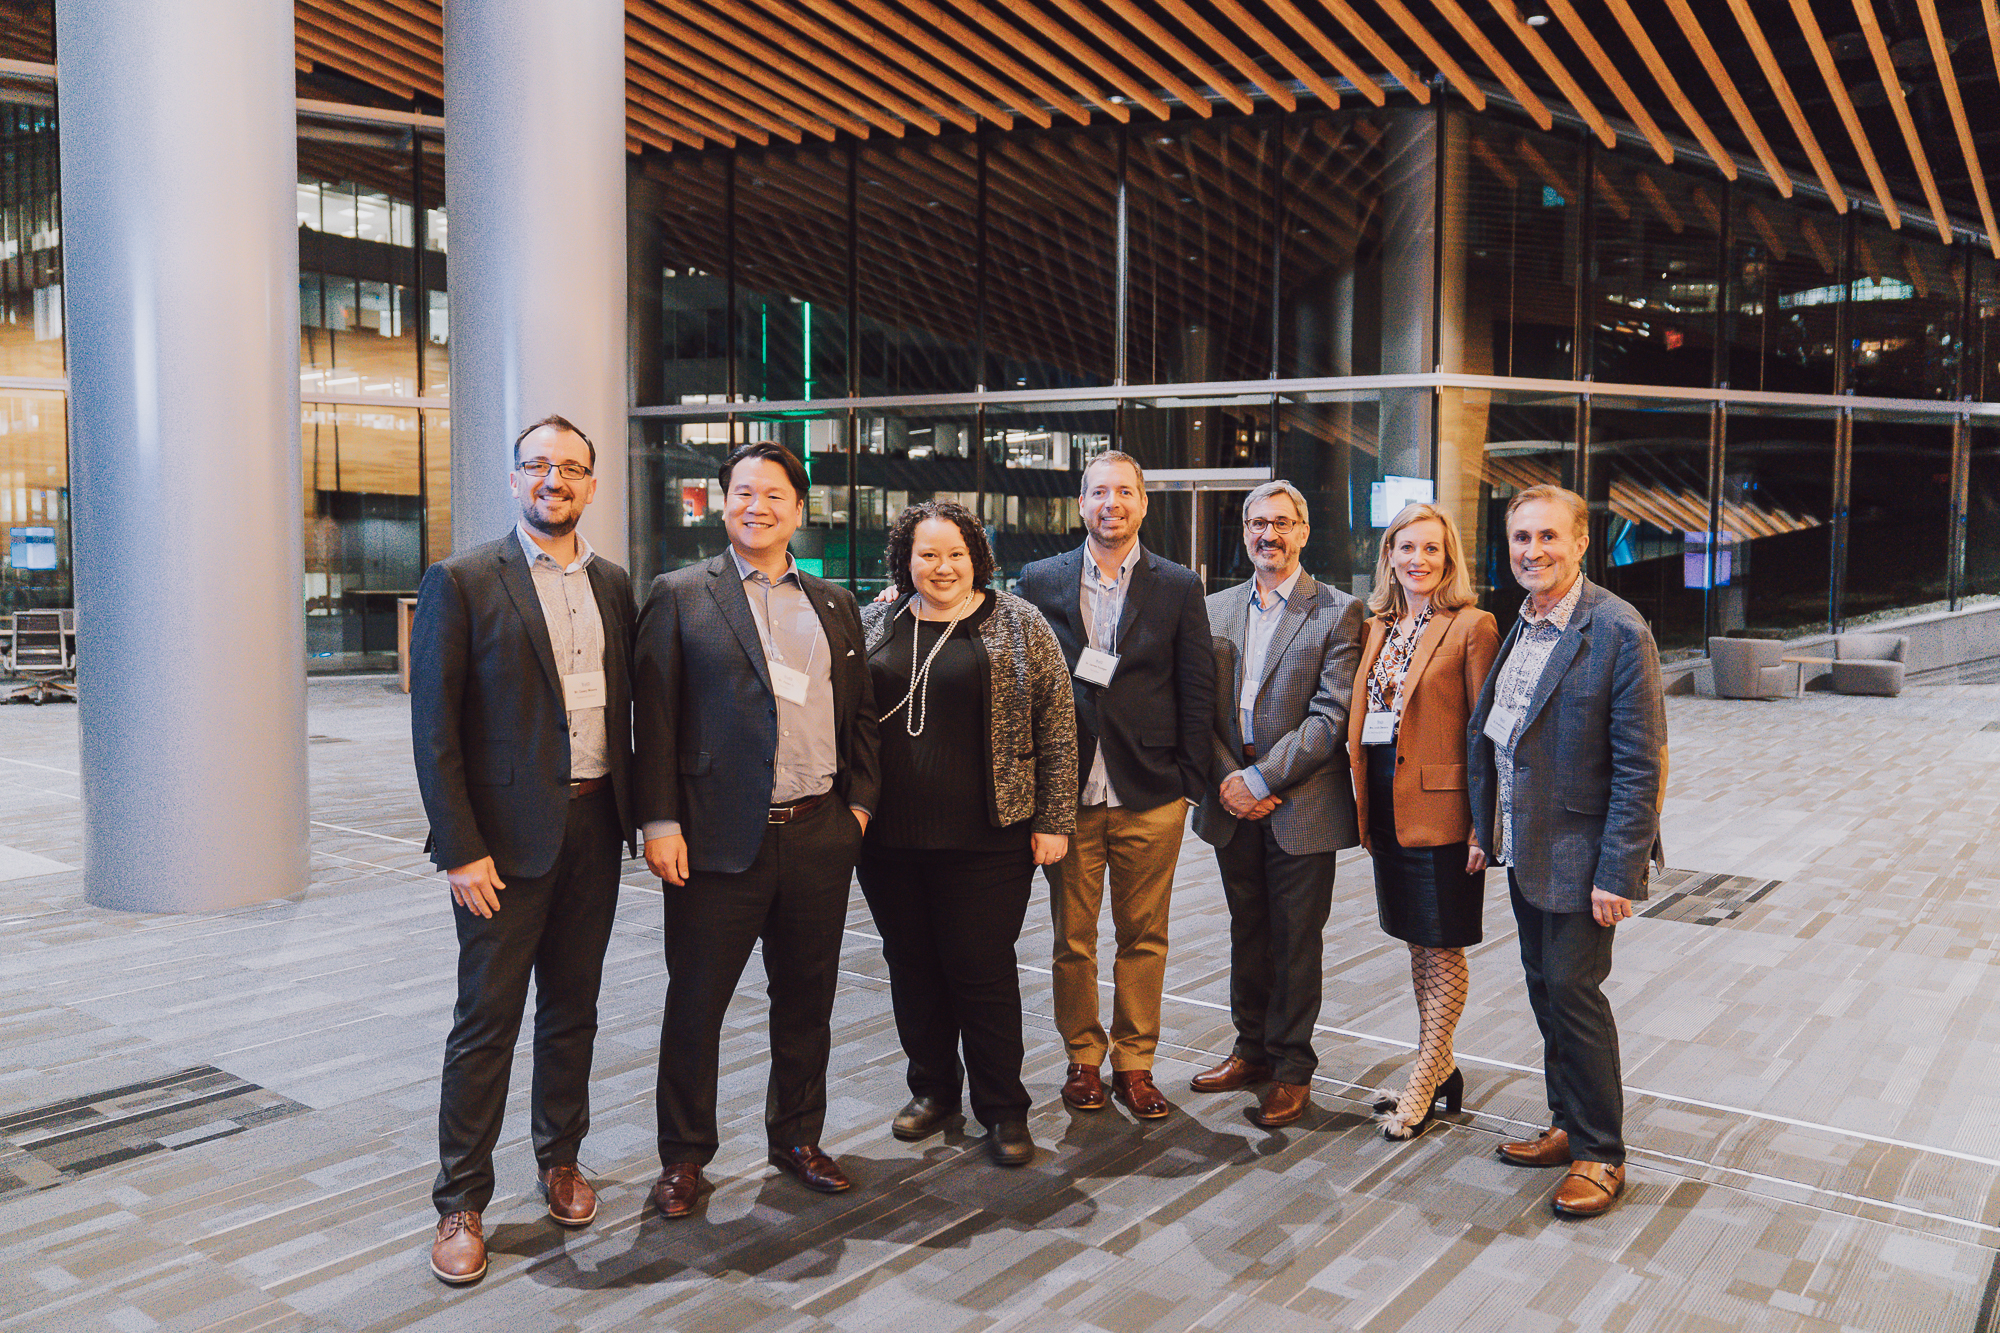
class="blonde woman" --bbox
[1347,503,1500,1139]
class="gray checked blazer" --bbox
[1468,578,1668,912]
[1193,570,1365,857]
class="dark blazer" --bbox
[632,552,881,875]
[410,532,636,879]
[1194,571,1365,856]
[1015,543,1215,810]
[1468,579,1667,912]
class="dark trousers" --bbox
[855,844,1035,1127]
[1509,872,1624,1165]
[1214,816,1339,1085]
[434,785,622,1215]
[657,794,863,1166]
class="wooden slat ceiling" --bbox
[278,0,2000,256]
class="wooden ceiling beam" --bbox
[1850,0,1951,241]
[994,0,1170,119]
[628,41,835,142]
[1425,0,1552,129]
[1719,0,1847,210]
[1658,0,1793,196]
[1745,203,1789,261]
[1917,0,1997,255]
[1542,0,1671,161]
[690,0,942,134]
[1203,0,1346,109]
[799,0,1017,129]
[1152,0,1295,110]
[299,11,439,93]
[627,4,881,138]
[309,0,437,67]
[1035,0,1211,116]
[941,0,1130,121]
[842,0,1044,127]
[1259,0,1383,107]
[1634,173,1685,234]
[1799,215,1838,274]
[625,63,770,146]
[732,0,979,130]
[1096,0,1255,115]
[1786,0,1897,226]
[626,96,720,151]
[1601,0,1735,180]
[1368,0,1484,108]
[334,0,439,46]
[892,0,1094,124]
[296,22,427,99]
[1469,135,1519,190]
[1305,0,1426,102]
[1484,0,1613,148]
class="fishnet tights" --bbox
[1384,944,1469,1137]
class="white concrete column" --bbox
[444,0,628,559]
[56,0,307,911]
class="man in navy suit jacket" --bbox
[1014,451,1214,1120]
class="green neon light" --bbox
[802,302,813,401]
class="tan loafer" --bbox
[1497,1126,1571,1167]
[429,1210,486,1284]
[538,1162,597,1227]
[1552,1161,1625,1217]
[651,1163,704,1219]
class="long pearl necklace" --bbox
[884,591,977,736]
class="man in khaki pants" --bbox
[1014,451,1215,1118]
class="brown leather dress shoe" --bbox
[538,1162,597,1226]
[1552,1161,1625,1217]
[1111,1069,1171,1119]
[1061,1063,1108,1110]
[769,1144,852,1193]
[430,1211,486,1284]
[1497,1126,1572,1167]
[1250,1080,1312,1127]
[651,1163,703,1219]
[1189,1055,1275,1093]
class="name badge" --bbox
[1074,646,1120,687]
[1361,711,1397,745]
[1483,703,1521,746]
[768,659,811,706]
[562,670,607,711]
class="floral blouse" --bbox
[1363,605,1435,742]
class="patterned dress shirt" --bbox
[1492,573,1586,866]
[516,525,607,780]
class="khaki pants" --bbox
[1047,799,1188,1071]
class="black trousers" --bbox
[855,843,1035,1127]
[657,794,863,1166]
[1509,871,1624,1165]
[434,785,622,1216]
[1214,816,1339,1085]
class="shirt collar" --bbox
[1084,541,1143,585]
[1251,566,1303,612]
[1520,572,1585,630]
[516,523,594,574]
[731,546,799,586]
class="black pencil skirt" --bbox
[1364,743,1485,948]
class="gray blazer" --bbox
[1468,579,1667,912]
[1193,571,1365,857]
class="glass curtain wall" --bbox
[1,82,67,612]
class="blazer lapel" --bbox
[1518,599,1590,737]
[497,536,563,702]
[707,554,773,695]
[1401,605,1453,695]
[1059,545,1089,652]
[1113,547,1157,650]
[1221,579,1256,706]
[1255,571,1315,699]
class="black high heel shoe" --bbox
[1371,1066,1463,1114]
[1380,1068,1465,1141]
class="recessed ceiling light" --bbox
[1526,11,1549,23]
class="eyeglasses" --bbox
[518,460,593,481]
[1244,516,1300,535]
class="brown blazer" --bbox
[1346,604,1500,849]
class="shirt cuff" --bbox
[643,820,682,842]
[1241,767,1271,801]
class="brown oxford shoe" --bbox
[1189,1055,1275,1093]
[538,1162,597,1227]
[1111,1069,1171,1119]
[1497,1126,1572,1167]
[429,1210,486,1284]
[768,1143,852,1193]
[1552,1161,1625,1217]
[650,1163,704,1219]
[1250,1080,1312,1127]
[1061,1062,1108,1111]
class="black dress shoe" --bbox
[768,1144,852,1193]
[985,1120,1034,1167]
[891,1095,960,1141]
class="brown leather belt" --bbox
[569,777,607,799]
[1242,745,1256,761]
[768,792,830,825]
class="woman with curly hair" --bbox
[857,499,1077,1167]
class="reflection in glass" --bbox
[1276,398,1384,601]
[985,131,1116,391]
[0,390,68,611]
[736,146,849,403]
[983,402,1107,584]
[0,93,61,380]
[857,138,981,395]
[1279,112,1388,379]
[1845,417,1954,621]
[302,403,423,657]
[1846,221,1958,400]
[649,154,731,403]
[1727,194,1841,394]
[1589,154,1722,389]
[1459,121,1579,381]
[1590,403,1711,655]
[1458,391,1575,613]
[1969,421,2000,598]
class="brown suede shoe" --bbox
[1497,1126,1572,1167]
[429,1211,486,1284]
[651,1163,703,1219]
[1552,1161,1625,1217]
[1189,1055,1275,1093]
[1111,1069,1171,1119]
[768,1144,852,1193]
[1250,1080,1312,1127]
[538,1162,597,1227]
[1061,1062,1108,1110]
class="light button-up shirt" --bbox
[516,525,607,782]
[1492,573,1586,865]
[1237,567,1302,802]
[1078,541,1143,807]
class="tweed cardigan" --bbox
[861,589,1078,835]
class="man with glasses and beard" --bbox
[411,415,636,1284]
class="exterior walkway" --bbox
[1,673,1996,1331]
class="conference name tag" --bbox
[1361,711,1397,745]
[1482,703,1521,746]
[1074,646,1120,687]
[768,659,812,706]
[562,670,607,711]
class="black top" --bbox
[865,593,1027,853]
